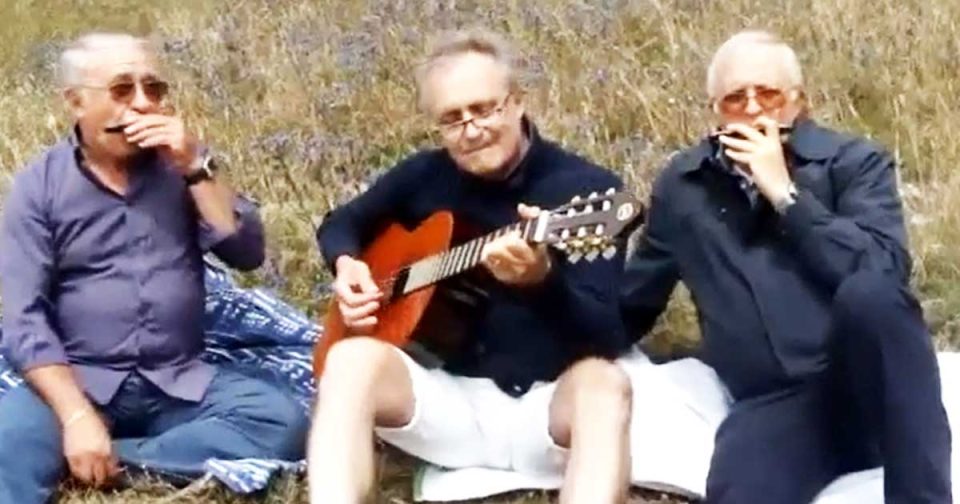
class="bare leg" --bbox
[550,358,632,504]
[308,338,415,504]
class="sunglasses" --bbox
[717,86,793,115]
[80,77,170,104]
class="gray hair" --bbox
[413,28,524,111]
[57,32,150,89]
[706,30,803,99]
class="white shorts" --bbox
[375,349,567,476]
[376,345,732,494]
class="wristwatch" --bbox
[773,182,799,215]
[184,151,218,186]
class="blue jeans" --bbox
[0,366,309,504]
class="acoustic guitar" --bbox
[312,189,644,376]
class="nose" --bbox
[743,94,763,115]
[128,83,154,113]
[462,119,483,141]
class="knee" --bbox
[567,359,633,420]
[833,269,909,317]
[832,269,924,345]
[0,388,64,467]
[321,337,396,382]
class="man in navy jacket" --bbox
[622,30,951,503]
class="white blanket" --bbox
[414,350,960,503]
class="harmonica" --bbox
[710,124,793,140]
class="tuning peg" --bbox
[568,251,583,263]
[585,249,599,262]
[602,245,617,259]
[577,227,588,237]
[567,207,577,217]
[570,195,582,203]
[605,187,616,195]
[554,241,567,251]
[561,229,571,240]
[588,191,598,199]
[602,200,612,211]
[594,224,605,235]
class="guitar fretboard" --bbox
[398,220,534,294]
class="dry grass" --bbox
[1,0,959,501]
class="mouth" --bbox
[104,124,128,134]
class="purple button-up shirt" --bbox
[0,130,265,404]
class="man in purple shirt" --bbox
[0,33,307,503]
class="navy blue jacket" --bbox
[621,119,910,399]
[317,124,630,395]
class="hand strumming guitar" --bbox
[480,203,552,286]
[333,256,384,334]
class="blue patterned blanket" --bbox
[0,261,320,493]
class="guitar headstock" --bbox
[528,188,645,263]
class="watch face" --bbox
[204,155,219,173]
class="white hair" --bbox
[57,32,150,89]
[413,28,524,111]
[706,30,803,99]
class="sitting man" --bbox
[0,33,307,503]
[308,29,634,503]
[621,30,951,503]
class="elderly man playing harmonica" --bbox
[0,33,307,503]
[621,30,951,503]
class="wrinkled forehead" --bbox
[422,52,511,115]
[712,44,795,97]
[83,43,160,84]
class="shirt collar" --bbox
[501,116,541,190]
[67,124,159,198]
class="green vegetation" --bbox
[2,0,958,501]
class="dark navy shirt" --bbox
[0,130,264,404]
[317,124,630,396]
[621,119,910,400]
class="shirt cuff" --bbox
[778,189,830,241]
[199,196,265,271]
[5,333,69,373]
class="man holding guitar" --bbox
[308,29,636,503]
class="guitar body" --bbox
[312,189,645,377]
[313,211,454,376]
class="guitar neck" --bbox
[400,220,533,294]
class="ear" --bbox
[63,88,85,118]
[511,91,526,118]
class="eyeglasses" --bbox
[717,86,793,115]
[78,77,170,104]
[435,93,512,139]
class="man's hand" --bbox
[333,255,383,334]
[123,114,199,174]
[718,117,794,205]
[62,409,119,488]
[481,203,552,286]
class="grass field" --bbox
[2,0,959,501]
